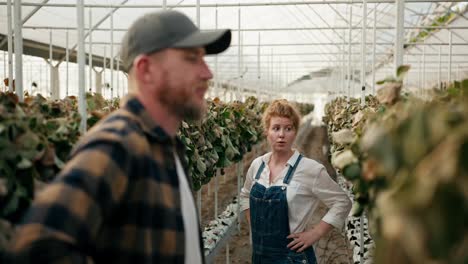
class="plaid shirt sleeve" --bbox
[9,132,131,264]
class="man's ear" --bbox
[133,55,155,84]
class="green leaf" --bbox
[54,155,65,169]
[196,159,206,173]
[350,201,364,216]
[1,194,19,216]
[396,65,411,80]
[343,163,361,180]
[376,76,396,85]
[17,158,32,169]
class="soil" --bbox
[200,146,262,264]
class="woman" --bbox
[240,99,352,264]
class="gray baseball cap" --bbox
[120,10,231,72]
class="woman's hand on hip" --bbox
[287,221,333,252]
[286,229,320,253]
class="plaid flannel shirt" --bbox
[8,95,203,264]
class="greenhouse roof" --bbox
[1,0,468,96]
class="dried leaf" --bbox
[331,149,358,170]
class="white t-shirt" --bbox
[174,154,203,264]
[240,150,352,233]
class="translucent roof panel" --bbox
[1,0,467,96]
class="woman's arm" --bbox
[311,166,352,230]
[287,165,352,253]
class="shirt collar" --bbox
[286,150,301,167]
[261,149,301,167]
[120,94,175,144]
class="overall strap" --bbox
[255,161,266,180]
[283,154,303,184]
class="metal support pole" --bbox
[195,0,202,224]
[89,8,93,93]
[214,169,218,218]
[28,58,32,94]
[226,243,230,264]
[116,59,120,97]
[49,29,53,97]
[77,0,87,133]
[394,0,405,74]
[438,46,441,89]
[163,0,166,9]
[237,161,243,232]
[278,58,281,94]
[7,0,13,92]
[2,51,5,90]
[422,45,426,94]
[39,63,42,95]
[361,0,367,106]
[196,0,200,26]
[418,58,422,95]
[448,31,452,83]
[197,190,202,223]
[360,215,364,264]
[110,8,114,98]
[207,176,211,195]
[372,4,377,95]
[240,32,244,101]
[14,0,24,101]
[237,8,241,101]
[224,165,227,183]
[207,181,211,203]
[347,2,352,99]
[103,46,106,96]
[341,30,345,96]
[214,8,218,98]
[257,33,260,99]
[66,30,69,96]
[270,49,273,97]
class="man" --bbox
[8,10,231,264]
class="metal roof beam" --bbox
[0,0,49,49]
[82,41,468,46]
[2,0,467,8]
[22,25,468,31]
[210,59,468,63]
[208,52,468,56]
[56,0,129,63]
[278,5,334,61]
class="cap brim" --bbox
[172,29,231,54]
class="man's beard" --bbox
[158,87,206,121]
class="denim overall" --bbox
[250,154,317,264]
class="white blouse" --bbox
[240,150,352,233]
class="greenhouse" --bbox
[0,1,467,264]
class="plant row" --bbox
[0,91,313,223]
[323,67,468,263]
